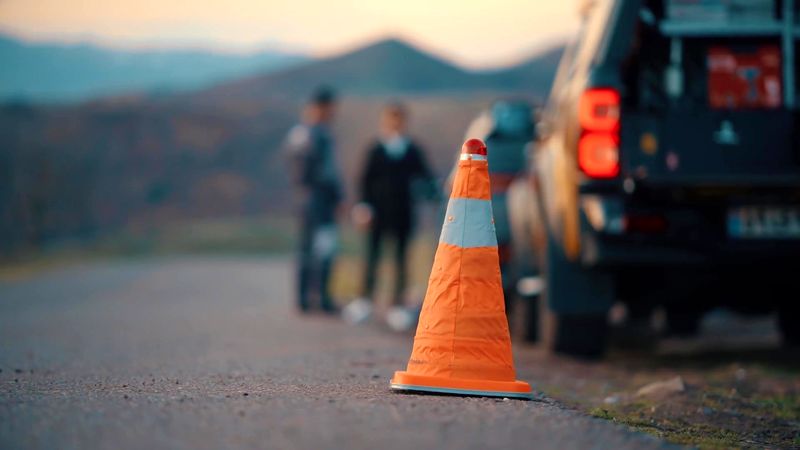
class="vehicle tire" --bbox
[548,312,609,357]
[778,304,800,347]
[537,234,613,358]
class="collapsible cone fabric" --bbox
[391,139,533,399]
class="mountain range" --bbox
[1,34,563,103]
[198,38,563,103]
[0,34,307,102]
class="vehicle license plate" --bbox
[727,206,800,239]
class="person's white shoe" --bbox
[342,297,373,325]
[386,306,416,332]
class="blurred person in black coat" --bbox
[343,102,436,331]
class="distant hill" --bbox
[199,38,563,103]
[0,34,307,102]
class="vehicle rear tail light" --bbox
[578,88,621,179]
[578,133,620,178]
[579,88,620,132]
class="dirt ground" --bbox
[512,311,800,449]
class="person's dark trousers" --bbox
[297,215,312,312]
[363,225,409,306]
[297,213,337,313]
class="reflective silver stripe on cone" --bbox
[439,197,497,248]
[460,153,487,161]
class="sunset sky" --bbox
[0,0,579,68]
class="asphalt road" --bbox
[0,257,673,450]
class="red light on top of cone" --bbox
[462,138,487,155]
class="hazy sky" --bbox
[0,0,579,68]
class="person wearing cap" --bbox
[343,102,437,331]
[284,86,342,314]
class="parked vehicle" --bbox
[518,0,800,356]
[461,101,537,321]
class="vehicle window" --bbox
[626,0,791,110]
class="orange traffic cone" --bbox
[391,138,532,399]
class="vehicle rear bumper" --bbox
[581,232,800,268]
[577,192,800,268]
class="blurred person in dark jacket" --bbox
[284,86,342,314]
[343,102,436,331]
